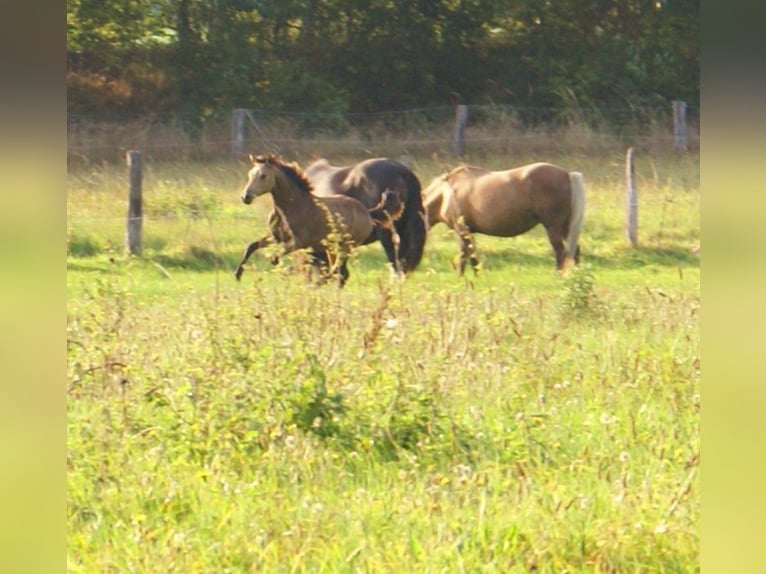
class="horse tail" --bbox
[566,172,586,260]
[369,188,404,229]
[397,168,427,273]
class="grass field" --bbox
[67,149,700,572]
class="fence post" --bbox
[453,104,468,158]
[625,147,638,247]
[232,108,247,156]
[126,150,143,255]
[672,100,687,152]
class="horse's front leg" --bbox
[453,221,479,276]
[234,235,273,280]
[268,210,292,265]
[376,227,403,276]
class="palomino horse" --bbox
[235,154,403,287]
[424,162,586,274]
[304,157,426,274]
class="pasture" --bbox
[67,149,700,572]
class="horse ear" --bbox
[249,153,256,163]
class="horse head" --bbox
[241,154,278,204]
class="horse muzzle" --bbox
[241,192,254,205]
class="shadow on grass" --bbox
[457,242,700,273]
[68,246,235,275]
[68,242,700,278]
[150,246,229,272]
[477,249,556,271]
[67,260,115,274]
[584,245,700,270]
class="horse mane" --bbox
[440,164,490,188]
[254,154,315,194]
[447,164,482,180]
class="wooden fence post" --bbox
[232,108,247,156]
[453,104,468,158]
[672,100,687,152]
[126,150,143,255]
[625,147,638,247]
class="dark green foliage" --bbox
[286,354,346,439]
[67,232,103,258]
[67,0,699,126]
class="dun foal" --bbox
[235,154,403,287]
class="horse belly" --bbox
[463,193,539,237]
[323,198,374,245]
[466,212,538,237]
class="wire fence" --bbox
[67,103,700,166]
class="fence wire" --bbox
[67,104,700,165]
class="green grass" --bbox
[67,151,699,572]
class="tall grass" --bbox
[67,146,699,572]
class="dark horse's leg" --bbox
[234,235,273,280]
[337,258,350,288]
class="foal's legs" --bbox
[234,235,273,280]
[235,210,292,280]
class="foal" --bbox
[235,154,403,287]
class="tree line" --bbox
[67,0,699,132]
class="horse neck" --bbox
[270,172,316,216]
[423,193,440,225]
[425,180,456,226]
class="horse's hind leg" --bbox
[544,226,567,270]
[337,257,350,288]
[235,235,273,280]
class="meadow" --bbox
[67,146,700,572]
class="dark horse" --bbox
[423,162,586,274]
[304,157,426,274]
[235,154,403,287]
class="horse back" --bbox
[343,158,413,206]
[451,162,572,236]
[305,160,352,198]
